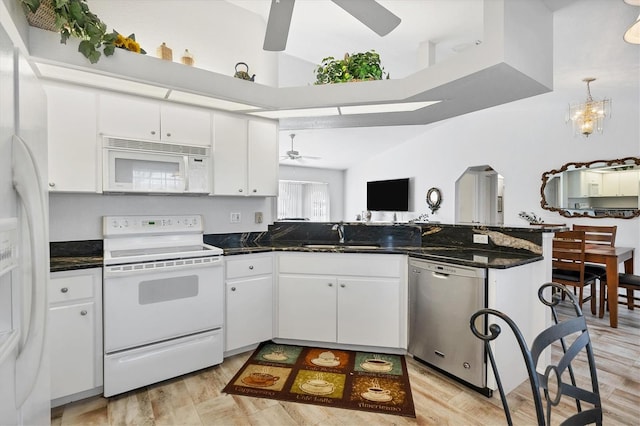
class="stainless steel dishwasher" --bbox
[408,258,490,395]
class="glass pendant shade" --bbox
[624,14,640,44]
[567,78,611,137]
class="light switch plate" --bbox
[230,212,241,223]
[255,212,263,223]
[473,234,489,244]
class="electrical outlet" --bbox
[255,211,263,224]
[473,234,489,244]
[230,212,241,223]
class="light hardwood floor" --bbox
[52,301,639,425]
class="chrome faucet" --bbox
[332,223,345,244]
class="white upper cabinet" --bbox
[212,114,278,196]
[98,93,159,141]
[248,120,279,196]
[602,171,639,196]
[98,92,212,147]
[159,103,212,146]
[567,170,601,198]
[45,83,100,193]
[212,114,247,195]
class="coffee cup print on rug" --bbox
[235,365,290,391]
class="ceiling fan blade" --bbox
[264,0,296,51]
[331,0,401,37]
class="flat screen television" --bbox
[367,178,410,211]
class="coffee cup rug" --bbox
[222,341,416,418]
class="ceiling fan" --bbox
[281,133,321,161]
[264,0,401,51]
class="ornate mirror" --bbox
[540,157,640,219]
[426,187,442,213]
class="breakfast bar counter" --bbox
[218,243,541,269]
[206,221,555,270]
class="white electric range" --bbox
[102,215,224,397]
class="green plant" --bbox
[519,211,544,224]
[20,0,144,63]
[314,50,389,85]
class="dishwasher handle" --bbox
[432,271,450,279]
[411,268,450,278]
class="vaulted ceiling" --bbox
[25,1,640,169]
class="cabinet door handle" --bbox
[252,189,257,193]
[166,133,171,137]
[150,130,156,135]
[60,287,68,293]
[80,310,87,316]
[238,189,243,193]
[48,182,55,188]
[249,265,254,270]
[340,283,345,288]
[231,287,236,291]
[328,283,333,287]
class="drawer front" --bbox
[278,253,403,278]
[49,273,95,303]
[226,255,273,279]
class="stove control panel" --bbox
[103,215,203,236]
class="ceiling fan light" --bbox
[623,14,640,44]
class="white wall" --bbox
[49,193,273,241]
[278,53,317,87]
[279,165,345,221]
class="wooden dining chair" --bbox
[572,225,617,247]
[599,273,640,318]
[571,224,617,277]
[552,230,599,314]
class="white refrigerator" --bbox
[0,9,51,426]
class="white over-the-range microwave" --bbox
[102,137,211,194]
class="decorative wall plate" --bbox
[426,187,442,214]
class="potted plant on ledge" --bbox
[314,50,389,85]
[20,0,145,63]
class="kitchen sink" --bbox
[303,244,380,250]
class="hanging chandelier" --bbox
[567,78,611,137]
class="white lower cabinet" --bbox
[277,253,406,349]
[336,277,400,347]
[278,275,338,343]
[49,268,102,403]
[225,254,274,352]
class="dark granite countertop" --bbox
[50,256,103,272]
[51,222,550,272]
[50,243,539,271]
[50,240,103,272]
